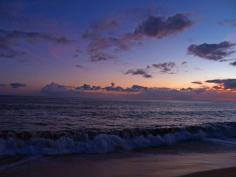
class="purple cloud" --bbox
[84,13,193,62]
[152,62,176,74]
[188,41,236,61]
[125,62,178,78]
[125,68,152,78]
[134,13,192,38]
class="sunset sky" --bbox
[0,0,236,100]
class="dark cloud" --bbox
[83,19,125,62]
[192,81,203,85]
[152,62,176,74]
[188,41,236,61]
[103,83,147,92]
[90,52,115,62]
[40,82,236,101]
[85,34,131,62]
[10,82,27,89]
[104,86,124,92]
[126,85,147,92]
[125,68,152,78]
[230,61,236,66]
[0,47,26,58]
[134,13,192,38]
[125,62,178,78]
[181,61,187,65]
[76,84,101,91]
[41,82,147,97]
[84,13,193,62]
[206,79,236,90]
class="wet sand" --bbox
[0,151,236,177]
[179,167,236,177]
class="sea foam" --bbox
[0,122,236,155]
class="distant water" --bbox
[0,95,236,155]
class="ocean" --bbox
[0,95,236,155]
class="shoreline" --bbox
[179,167,236,177]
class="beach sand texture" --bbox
[1,152,236,177]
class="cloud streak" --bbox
[0,29,73,45]
[10,82,27,89]
[0,29,73,59]
[192,81,203,85]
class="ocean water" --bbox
[0,95,236,155]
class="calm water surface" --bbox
[0,95,236,132]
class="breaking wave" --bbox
[0,122,236,155]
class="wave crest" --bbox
[0,122,236,155]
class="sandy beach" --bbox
[1,151,236,177]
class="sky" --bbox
[0,0,236,100]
